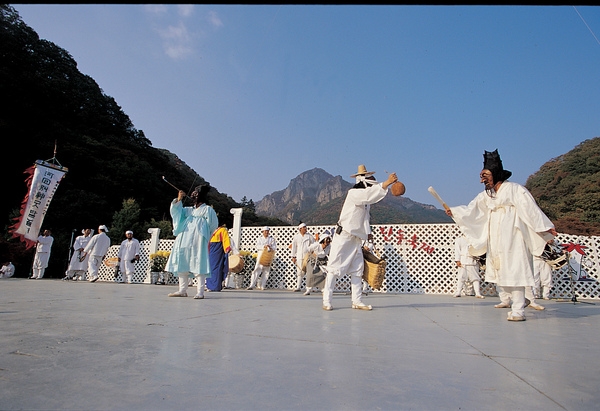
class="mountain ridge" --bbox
[255,168,452,225]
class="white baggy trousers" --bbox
[178,273,206,297]
[323,232,365,307]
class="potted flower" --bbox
[149,250,171,284]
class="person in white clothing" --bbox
[499,252,552,311]
[247,227,277,290]
[84,225,112,283]
[30,229,53,279]
[322,165,398,311]
[453,234,484,299]
[118,230,140,284]
[534,241,556,300]
[498,241,556,311]
[496,281,546,311]
[63,228,93,281]
[304,230,332,295]
[290,222,315,292]
[1,262,15,278]
[446,150,557,322]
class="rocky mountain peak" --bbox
[255,168,451,225]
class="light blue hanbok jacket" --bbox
[165,200,218,278]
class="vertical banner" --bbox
[10,160,68,249]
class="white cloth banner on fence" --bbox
[10,160,67,249]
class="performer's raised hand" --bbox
[382,172,398,190]
[177,190,186,202]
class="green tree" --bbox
[142,218,175,240]
[110,198,143,243]
[526,137,600,235]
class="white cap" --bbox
[261,226,270,232]
[125,230,133,235]
[99,225,109,233]
[319,233,331,243]
[298,223,307,229]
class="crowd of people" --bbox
[11,154,564,322]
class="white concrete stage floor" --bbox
[1,278,599,411]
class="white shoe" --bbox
[529,302,545,311]
[303,290,310,296]
[193,294,204,299]
[476,295,485,299]
[322,304,333,311]
[453,294,461,298]
[507,313,526,321]
[351,303,373,310]
[246,286,254,290]
[168,291,187,297]
[495,302,510,308]
[90,277,98,283]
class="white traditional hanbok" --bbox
[454,235,483,298]
[248,233,277,290]
[291,231,315,290]
[84,231,111,281]
[65,232,92,280]
[32,234,54,279]
[118,237,140,282]
[450,182,553,287]
[450,181,554,318]
[323,183,387,309]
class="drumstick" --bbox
[162,176,182,192]
[428,186,451,212]
[162,176,191,199]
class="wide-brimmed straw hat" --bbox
[350,164,376,178]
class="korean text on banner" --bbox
[10,160,68,249]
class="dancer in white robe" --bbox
[1,262,15,278]
[290,223,315,292]
[30,230,53,279]
[322,165,398,311]
[304,230,332,295]
[118,230,140,283]
[64,228,93,281]
[533,254,554,300]
[446,150,556,321]
[84,225,112,283]
[247,227,277,290]
[454,234,484,298]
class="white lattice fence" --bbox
[94,224,599,299]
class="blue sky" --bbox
[13,5,600,208]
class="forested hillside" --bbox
[526,137,600,236]
[0,5,284,277]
